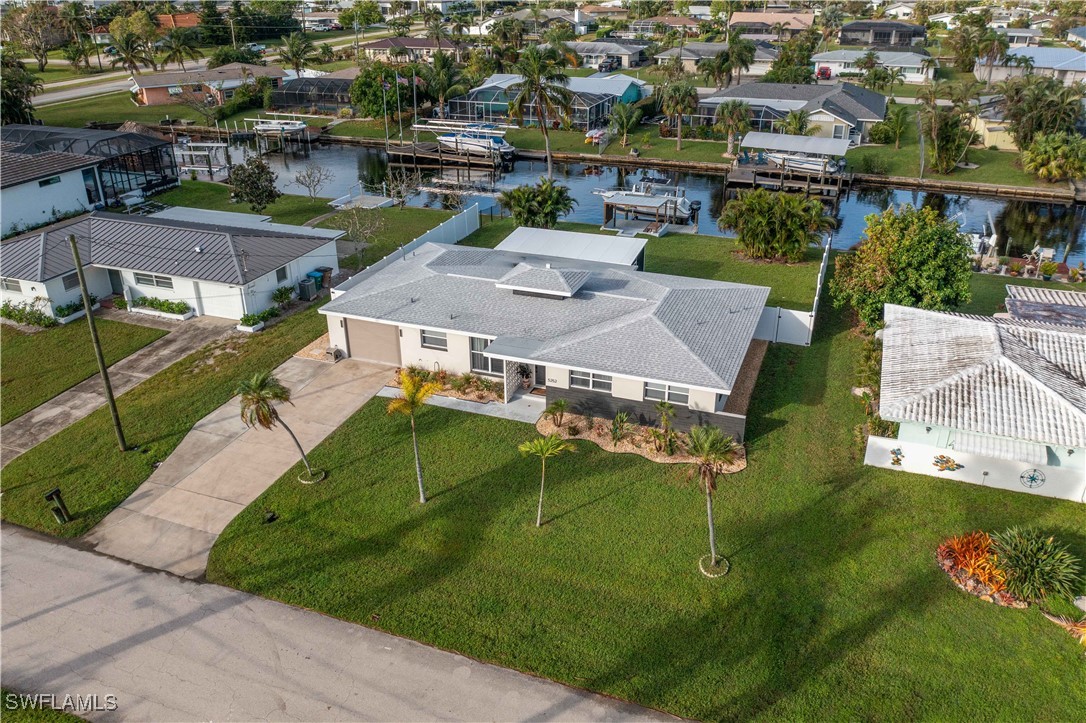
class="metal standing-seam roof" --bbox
[880,305,1086,449]
[740,132,851,156]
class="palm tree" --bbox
[1022,132,1086,183]
[771,21,785,42]
[661,80,698,151]
[421,50,465,119]
[727,36,756,85]
[886,67,906,97]
[424,8,448,43]
[714,99,751,156]
[519,434,576,527]
[279,31,317,77]
[159,29,203,72]
[819,5,845,43]
[685,425,739,570]
[920,56,939,81]
[698,50,733,89]
[59,1,95,69]
[510,45,573,180]
[109,33,153,74]
[492,17,525,47]
[386,368,443,504]
[882,104,909,149]
[608,101,642,146]
[237,372,316,479]
[977,29,1010,88]
[779,109,813,136]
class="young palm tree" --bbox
[421,51,465,118]
[159,29,204,72]
[387,369,443,504]
[519,434,576,527]
[886,67,906,97]
[977,30,1010,88]
[279,31,318,77]
[882,104,909,149]
[685,425,739,569]
[661,80,698,151]
[237,372,316,478]
[510,45,573,180]
[780,109,813,136]
[608,101,642,146]
[109,33,153,74]
[713,99,751,156]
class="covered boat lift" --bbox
[738,132,850,174]
[727,132,853,203]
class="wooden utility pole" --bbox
[68,234,126,452]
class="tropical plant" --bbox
[1022,132,1086,183]
[609,411,631,449]
[996,76,1085,150]
[59,0,93,68]
[685,425,739,569]
[881,104,909,150]
[718,188,835,262]
[498,178,577,228]
[272,286,294,307]
[661,80,699,151]
[727,35,756,85]
[278,31,318,76]
[991,527,1081,602]
[109,32,153,74]
[977,29,1010,88]
[939,531,1006,592]
[159,29,203,71]
[607,101,642,146]
[387,368,443,504]
[420,50,465,119]
[518,434,576,527]
[779,109,814,136]
[698,49,733,89]
[510,45,573,179]
[229,157,282,213]
[544,399,569,428]
[1,55,43,125]
[917,86,976,175]
[237,372,316,479]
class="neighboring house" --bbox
[968,97,1017,150]
[881,3,915,20]
[156,12,200,29]
[1005,285,1086,328]
[694,82,887,143]
[839,20,927,47]
[655,41,778,76]
[321,238,770,441]
[130,63,286,106]
[0,148,103,236]
[0,211,343,321]
[0,124,178,205]
[580,4,628,20]
[626,15,700,37]
[359,37,461,63]
[727,11,814,41]
[688,5,713,21]
[866,304,1086,503]
[498,8,597,35]
[995,27,1042,47]
[1067,26,1086,48]
[546,40,645,69]
[89,25,111,45]
[1030,15,1056,31]
[447,73,645,130]
[928,12,959,29]
[975,47,1086,86]
[811,49,936,83]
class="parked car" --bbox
[243,43,267,53]
[816,66,832,80]
[598,58,620,72]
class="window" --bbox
[1,278,21,293]
[420,329,447,351]
[276,266,288,283]
[569,369,613,392]
[133,272,173,289]
[832,124,846,139]
[38,176,61,187]
[62,272,80,291]
[470,336,504,376]
[644,382,689,406]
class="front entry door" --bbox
[108,269,123,295]
[534,365,546,388]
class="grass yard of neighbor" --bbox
[154,180,331,227]
[0,690,84,723]
[0,319,167,425]
[0,302,329,537]
[35,91,256,129]
[318,206,455,269]
[207,295,1085,721]
[961,272,1083,315]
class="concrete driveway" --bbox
[83,357,391,579]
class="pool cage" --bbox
[690,101,789,131]
[270,77,354,113]
[0,125,177,204]
[447,87,614,130]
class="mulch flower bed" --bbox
[388,371,503,405]
[935,545,1028,609]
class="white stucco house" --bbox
[811,50,936,83]
[1,149,104,236]
[0,210,342,321]
[928,12,958,30]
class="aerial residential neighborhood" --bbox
[0,0,1084,721]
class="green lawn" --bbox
[36,91,256,128]
[1,320,167,425]
[32,64,112,84]
[502,125,730,164]
[206,296,1085,720]
[318,207,455,268]
[460,217,822,310]
[154,180,331,226]
[326,119,402,138]
[0,302,329,537]
[0,691,84,723]
[961,273,1083,315]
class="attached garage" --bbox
[345,318,401,365]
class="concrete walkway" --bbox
[83,357,391,579]
[376,385,546,423]
[0,316,235,468]
[2,526,669,722]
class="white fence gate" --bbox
[754,235,833,347]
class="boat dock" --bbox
[725,163,852,200]
[386,142,508,169]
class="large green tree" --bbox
[159,29,204,71]
[718,188,834,262]
[349,61,410,119]
[229,157,282,213]
[995,76,1085,150]
[278,31,317,76]
[1,55,43,125]
[830,205,973,329]
[420,50,465,119]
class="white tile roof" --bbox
[880,305,1086,449]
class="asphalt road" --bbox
[0,526,671,722]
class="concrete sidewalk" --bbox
[0,316,235,468]
[83,357,391,579]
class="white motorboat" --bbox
[595,182,700,224]
[253,119,307,136]
[436,128,515,157]
[766,152,833,173]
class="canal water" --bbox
[239,142,1086,266]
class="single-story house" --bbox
[1030,15,1056,31]
[0,148,103,236]
[727,11,814,41]
[694,82,887,143]
[496,8,597,35]
[881,3,915,20]
[1067,26,1086,48]
[927,12,959,30]
[839,20,927,47]
[580,4,628,20]
[865,304,1086,503]
[1004,285,1086,328]
[156,12,200,29]
[130,63,286,106]
[811,50,935,83]
[688,5,713,21]
[994,27,1042,47]
[625,15,700,37]
[0,211,342,321]
[495,227,647,270]
[359,37,462,63]
[321,238,770,440]
[547,40,645,69]
[975,47,1086,87]
[655,41,778,76]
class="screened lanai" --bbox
[447,87,614,130]
[691,98,792,129]
[270,77,354,113]
[0,125,177,203]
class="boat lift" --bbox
[174,141,228,180]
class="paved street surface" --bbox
[1,526,671,722]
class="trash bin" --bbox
[316,266,334,289]
[306,270,325,291]
[298,277,317,301]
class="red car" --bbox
[816,66,832,80]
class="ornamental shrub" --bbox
[53,295,98,319]
[132,296,192,315]
[1,298,58,328]
[991,527,1081,602]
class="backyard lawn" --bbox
[0,302,329,537]
[35,91,257,128]
[960,273,1083,315]
[318,206,455,269]
[154,180,331,226]
[206,296,1085,720]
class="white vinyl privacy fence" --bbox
[754,236,833,347]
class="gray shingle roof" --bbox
[706,82,886,125]
[495,264,592,297]
[880,305,1086,449]
[132,62,285,90]
[323,242,769,391]
[0,150,101,189]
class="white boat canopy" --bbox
[739,132,851,158]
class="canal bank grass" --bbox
[154,181,331,226]
[35,91,256,128]
[0,302,329,538]
[459,217,822,310]
[205,297,1086,721]
[1,319,167,426]
[318,207,456,268]
[962,273,1084,315]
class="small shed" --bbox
[495,227,647,270]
